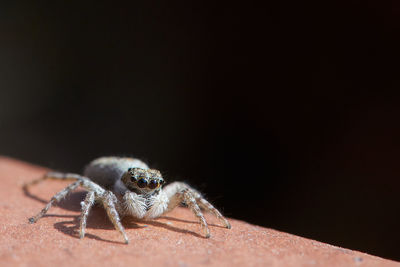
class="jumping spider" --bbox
[25,156,231,243]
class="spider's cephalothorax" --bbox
[24,156,231,244]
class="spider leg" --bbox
[28,180,81,223]
[27,173,129,243]
[101,191,129,244]
[79,191,95,239]
[23,171,83,190]
[77,179,129,243]
[174,184,231,228]
[182,189,210,238]
[196,197,231,229]
[163,182,211,238]
[163,182,231,231]
[69,178,129,243]
[27,173,100,223]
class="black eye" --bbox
[137,178,147,188]
[160,180,165,185]
[148,180,158,189]
[130,176,137,182]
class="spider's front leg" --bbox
[79,179,129,244]
[79,191,95,239]
[162,182,231,238]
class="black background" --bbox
[1,1,400,260]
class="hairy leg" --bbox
[101,191,129,244]
[196,198,231,229]
[27,173,103,223]
[163,182,232,238]
[28,180,81,223]
[79,191,95,239]
[23,171,83,190]
[27,173,129,243]
[73,180,128,243]
[163,182,231,228]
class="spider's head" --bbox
[122,167,165,193]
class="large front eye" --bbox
[148,180,158,189]
[137,178,147,188]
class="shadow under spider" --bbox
[50,207,207,243]
[159,216,226,229]
[52,214,144,245]
[54,218,125,245]
[138,220,206,239]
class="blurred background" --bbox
[1,1,400,260]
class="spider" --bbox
[24,156,231,243]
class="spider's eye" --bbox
[130,176,137,182]
[137,178,147,188]
[160,179,165,185]
[148,180,158,189]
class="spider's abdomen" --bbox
[83,157,149,189]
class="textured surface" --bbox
[0,156,398,267]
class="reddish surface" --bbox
[0,156,398,267]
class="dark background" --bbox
[1,1,400,260]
